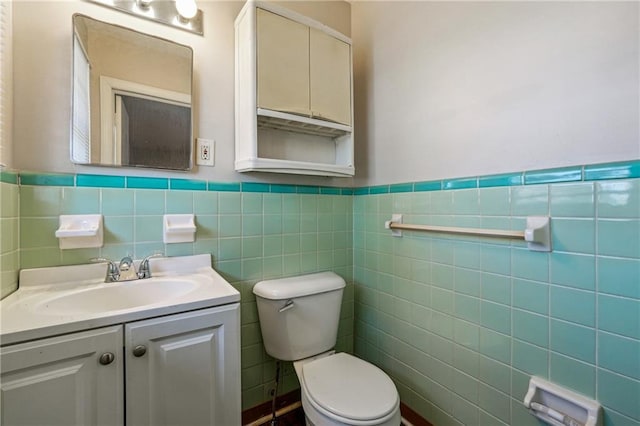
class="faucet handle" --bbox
[90,257,120,282]
[138,252,164,279]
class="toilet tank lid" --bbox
[253,272,346,300]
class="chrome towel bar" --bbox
[384,214,551,252]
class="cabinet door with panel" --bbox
[309,28,351,125]
[0,326,124,426]
[257,8,309,116]
[125,304,241,426]
[256,7,351,125]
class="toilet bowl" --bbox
[294,352,400,426]
[253,272,401,426]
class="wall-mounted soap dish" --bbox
[163,214,196,244]
[55,214,104,249]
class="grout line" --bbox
[546,183,552,382]
[594,180,601,399]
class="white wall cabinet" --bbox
[0,304,240,426]
[235,1,354,177]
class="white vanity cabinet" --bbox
[235,1,354,177]
[0,304,240,426]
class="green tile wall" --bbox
[17,182,354,411]
[4,160,640,421]
[0,175,20,298]
[353,178,640,426]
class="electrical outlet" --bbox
[196,138,215,166]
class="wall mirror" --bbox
[71,14,194,170]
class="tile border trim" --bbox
[354,159,640,195]
[0,169,19,184]
[10,159,640,194]
[15,172,354,195]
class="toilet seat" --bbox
[300,353,399,424]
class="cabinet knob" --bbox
[133,345,147,357]
[99,352,115,365]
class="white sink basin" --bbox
[0,254,241,345]
[33,277,199,315]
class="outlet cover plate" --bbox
[196,138,215,166]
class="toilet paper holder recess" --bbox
[524,376,602,426]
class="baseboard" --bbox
[242,389,302,425]
[400,402,433,426]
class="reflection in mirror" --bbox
[71,14,193,170]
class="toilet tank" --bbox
[253,272,346,361]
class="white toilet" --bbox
[253,272,401,426]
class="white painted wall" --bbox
[351,1,640,186]
[1,0,13,168]
[12,0,351,185]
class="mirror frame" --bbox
[70,14,195,171]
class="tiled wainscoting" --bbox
[0,171,20,298]
[353,163,640,426]
[1,159,639,424]
[1,171,354,411]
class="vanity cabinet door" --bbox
[0,326,123,426]
[125,304,241,426]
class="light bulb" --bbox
[175,0,197,20]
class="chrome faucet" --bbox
[118,256,138,281]
[138,253,163,279]
[91,253,163,283]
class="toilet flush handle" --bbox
[279,299,295,313]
